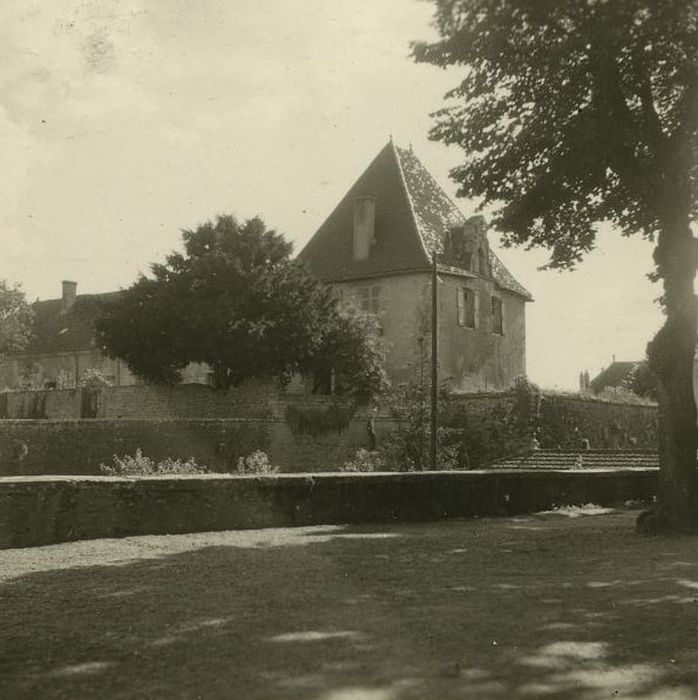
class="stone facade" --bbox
[333,272,526,390]
[299,141,532,391]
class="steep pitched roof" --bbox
[590,361,640,394]
[299,140,532,300]
[299,142,430,281]
[26,291,121,354]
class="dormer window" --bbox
[445,227,477,271]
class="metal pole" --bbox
[430,252,438,471]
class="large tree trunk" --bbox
[646,212,698,533]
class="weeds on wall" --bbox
[341,448,384,473]
[79,368,112,388]
[284,402,357,437]
[236,450,279,474]
[99,448,279,477]
[100,449,207,476]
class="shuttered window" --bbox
[491,296,503,334]
[457,287,477,329]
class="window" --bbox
[491,296,503,334]
[357,284,381,315]
[445,227,474,271]
[457,287,477,329]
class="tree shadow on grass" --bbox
[1,512,698,699]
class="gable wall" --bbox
[332,272,432,383]
[438,274,526,391]
[332,271,526,389]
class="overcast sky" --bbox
[2,0,662,390]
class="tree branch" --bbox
[633,50,669,153]
[590,44,660,212]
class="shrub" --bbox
[341,448,384,473]
[382,382,430,471]
[80,368,112,388]
[55,369,75,390]
[100,449,206,476]
[236,450,279,474]
[155,456,207,475]
[381,376,542,470]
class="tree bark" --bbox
[646,209,698,533]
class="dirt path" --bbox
[2,509,698,699]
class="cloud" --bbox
[0,1,146,286]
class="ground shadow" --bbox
[1,512,698,699]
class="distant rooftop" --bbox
[25,288,121,355]
[590,361,640,394]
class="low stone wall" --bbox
[0,469,657,549]
[0,418,396,476]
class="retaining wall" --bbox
[0,418,396,476]
[440,392,658,467]
[0,388,659,475]
[1,386,658,452]
[0,468,657,549]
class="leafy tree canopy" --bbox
[624,359,659,401]
[96,215,387,396]
[413,0,697,268]
[0,280,34,357]
[414,0,698,532]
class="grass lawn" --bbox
[2,509,698,699]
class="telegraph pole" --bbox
[430,252,438,471]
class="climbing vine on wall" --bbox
[511,376,542,439]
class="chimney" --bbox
[61,280,77,313]
[352,196,375,260]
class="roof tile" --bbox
[300,141,532,300]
